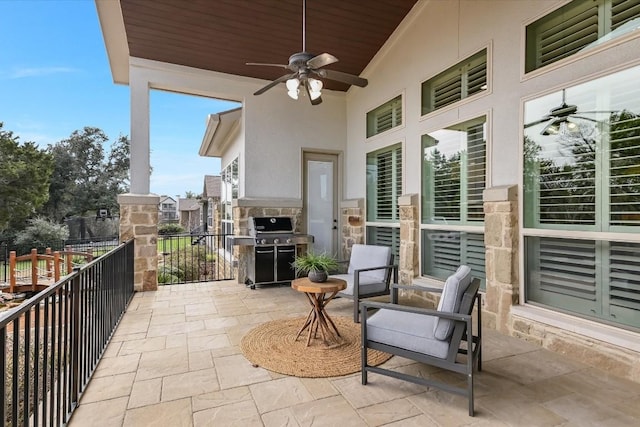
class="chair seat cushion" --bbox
[366,308,450,359]
[331,274,389,297]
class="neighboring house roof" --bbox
[178,198,201,212]
[159,195,176,205]
[204,175,221,199]
[95,0,419,89]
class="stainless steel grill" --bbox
[230,216,313,288]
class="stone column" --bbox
[119,194,160,291]
[483,185,519,332]
[398,194,419,285]
[340,199,364,261]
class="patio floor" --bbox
[68,280,640,426]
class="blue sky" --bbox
[0,0,239,197]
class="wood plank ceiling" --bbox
[120,0,419,91]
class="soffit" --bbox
[119,0,419,91]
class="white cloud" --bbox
[6,66,79,79]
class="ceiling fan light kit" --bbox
[247,0,368,105]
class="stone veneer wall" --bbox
[340,199,365,261]
[118,194,160,291]
[484,185,640,383]
[398,194,419,285]
[232,198,303,284]
[483,185,519,332]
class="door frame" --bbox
[301,149,343,256]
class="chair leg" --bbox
[361,316,368,385]
[354,300,360,323]
[468,372,474,416]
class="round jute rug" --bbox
[240,316,392,378]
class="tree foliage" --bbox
[40,127,130,222]
[0,123,54,233]
[14,217,69,252]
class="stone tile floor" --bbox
[68,280,640,426]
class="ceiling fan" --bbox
[247,0,368,105]
[525,89,611,135]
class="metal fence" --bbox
[0,239,134,426]
[1,237,120,285]
[157,233,235,284]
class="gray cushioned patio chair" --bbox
[360,265,482,416]
[329,244,396,322]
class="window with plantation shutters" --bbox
[422,231,486,284]
[367,144,402,222]
[523,66,640,330]
[420,117,487,287]
[421,49,487,115]
[422,117,486,224]
[367,226,400,261]
[366,95,402,138]
[526,0,640,73]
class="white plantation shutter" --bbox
[526,0,640,72]
[367,226,400,261]
[609,241,640,325]
[422,231,485,285]
[609,111,640,227]
[422,49,487,115]
[367,144,402,222]
[366,96,402,138]
[467,123,486,221]
[612,0,640,29]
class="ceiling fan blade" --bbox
[318,69,368,87]
[307,53,338,70]
[246,62,290,69]
[303,81,323,105]
[524,118,551,128]
[254,73,297,96]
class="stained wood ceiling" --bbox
[119,0,419,91]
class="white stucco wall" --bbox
[344,0,640,199]
[242,90,346,199]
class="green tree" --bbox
[41,127,130,221]
[0,123,54,233]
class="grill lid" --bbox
[249,216,294,235]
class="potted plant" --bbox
[291,251,339,283]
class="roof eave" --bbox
[198,107,243,158]
[95,0,130,85]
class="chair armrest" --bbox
[353,264,398,298]
[354,264,396,274]
[390,283,442,304]
[391,283,443,293]
[360,300,471,322]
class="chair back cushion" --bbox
[433,265,472,341]
[347,244,391,282]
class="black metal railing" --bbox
[157,233,234,284]
[0,239,134,426]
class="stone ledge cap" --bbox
[340,198,364,209]
[398,193,418,206]
[483,185,517,202]
[118,193,161,205]
[234,197,302,208]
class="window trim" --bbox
[520,0,640,81]
[419,44,492,120]
[365,92,406,141]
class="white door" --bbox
[304,152,339,256]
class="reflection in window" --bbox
[422,117,486,224]
[221,157,238,235]
[523,65,640,330]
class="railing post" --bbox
[70,269,81,408]
[31,248,38,291]
[46,247,53,278]
[9,250,16,293]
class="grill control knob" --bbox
[286,238,292,244]
[260,239,267,245]
[273,238,280,244]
